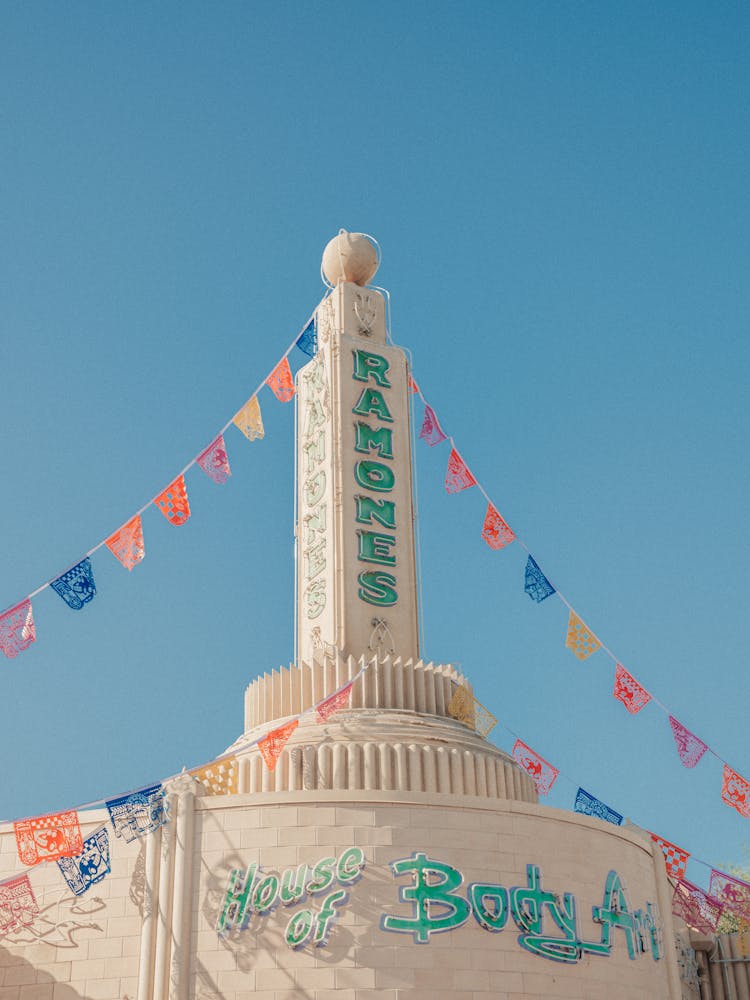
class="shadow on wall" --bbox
[0,943,85,998]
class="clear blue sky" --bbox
[1,2,748,885]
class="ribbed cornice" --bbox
[229,652,537,804]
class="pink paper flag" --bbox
[266,357,295,402]
[106,515,145,571]
[722,765,750,819]
[673,879,724,935]
[419,404,447,447]
[0,874,39,935]
[669,716,708,769]
[650,832,690,879]
[710,869,750,922]
[612,663,651,715]
[197,435,231,485]
[481,503,515,550]
[0,599,36,659]
[445,448,476,494]
[512,739,559,795]
[317,682,354,723]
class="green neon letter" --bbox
[354,461,395,492]
[355,422,393,459]
[352,388,393,422]
[353,349,391,388]
[336,847,366,884]
[358,571,398,607]
[358,531,397,565]
[355,495,396,529]
[285,908,314,949]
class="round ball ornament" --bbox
[322,231,379,286]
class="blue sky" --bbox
[1,2,749,885]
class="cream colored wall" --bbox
[1,790,682,1000]
[0,809,143,1000]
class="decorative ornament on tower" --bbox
[295,232,420,665]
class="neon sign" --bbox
[382,853,662,965]
[352,348,399,608]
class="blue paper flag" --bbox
[574,787,623,826]
[57,826,111,896]
[296,318,317,358]
[106,784,168,843]
[524,555,555,603]
[51,557,96,611]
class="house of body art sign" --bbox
[216,847,663,965]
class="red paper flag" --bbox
[0,599,36,659]
[266,357,295,402]
[722,765,750,818]
[669,716,708,769]
[612,663,651,715]
[445,448,476,494]
[258,719,299,771]
[106,515,145,571]
[512,739,559,795]
[673,879,724,935]
[15,810,83,866]
[419,404,447,446]
[154,474,191,526]
[317,682,354,723]
[0,874,39,935]
[408,374,419,394]
[650,832,690,879]
[197,435,231,485]
[481,503,515,550]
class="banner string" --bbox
[8,295,329,610]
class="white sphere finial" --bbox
[322,231,379,287]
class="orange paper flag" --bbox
[258,719,299,771]
[106,515,145,570]
[266,357,295,402]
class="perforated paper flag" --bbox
[669,716,708,769]
[710,870,750,922]
[192,757,238,796]
[447,684,497,738]
[565,611,601,660]
[722,765,750,819]
[0,875,39,935]
[0,599,36,658]
[197,435,231,485]
[14,810,83,866]
[613,663,651,715]
[317,682,354,723]
[106,515,145,571]
[524,556,555,603]
[154,475,191,526]
[512,739,559,795]
[650,832,690,879]
[419,404,446,447]
[574,788,623,826]
[481,503,515,550]
[57,826,111,896]
[106,784,168,843]
[51,558,96,610]
[445,448,476,494]
[408,374,419,394]
[266,357,295,402]
[296,318,317,358]
[258,719,299,771]
[673,879,724,935]
[233,395,265,442]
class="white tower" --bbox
[295,232,420,666]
